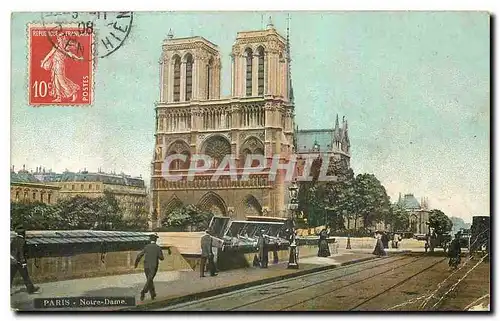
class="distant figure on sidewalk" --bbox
[10,225,40,294]
[392,233,401,249]
[257,229,269,268]
[381,232,390,249]
[134,234,165,301]
[372,231,387,257]
[448,232,462,269]
[200,230,217,277]
[317,229,331,257]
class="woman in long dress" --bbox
[318,229,331,257]
[40,32,83,102]
[372,232,387,257]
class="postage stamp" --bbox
[28,24,94,106]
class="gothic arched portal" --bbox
[243,194,262,217]
[197,191,227,216]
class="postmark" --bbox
[40,12,133,59]
[28,24,94,106]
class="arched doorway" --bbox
[197,191,227,216]
[241,194,262,217]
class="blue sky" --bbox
[11,12,489,222]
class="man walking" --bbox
[11,225,40,294]
[257,229,269,268]
[448,232,462,270]
[200,230,217,277]
[135,234,165,301]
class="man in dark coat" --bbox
[257,229,269,268]
[135,234,165,301]
[200,230,217,277]
[381,232,390,249]
[11,225,39,294]
[448,232,462,269]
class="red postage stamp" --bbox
[28,24,94,106]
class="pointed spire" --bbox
[286,14,294,103]
[335,114,339,129]
[167,28,174,40]
[267,16,274,29]
[398,192,402,204]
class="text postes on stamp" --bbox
[29,25,93,106]
[40,12,133,59]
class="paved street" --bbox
[157,253,490,311]
[11,251,375,311]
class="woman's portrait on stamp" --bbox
[40,32,83,103]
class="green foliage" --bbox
[298,157,392,233]
[388,203,410,232]
[161,204,213,232]
[351,174,391,228]
[10,192,148,231]
[429,209,453,235]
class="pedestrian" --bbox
[381,232,390,249]
[257,229,269,268]
[200,230,217,277]
[134,234,165,301]
[372,231,387,257]
[392,233,401,249]
[448,232,462,270]
[317,229,331,257]
[10,225,40,294]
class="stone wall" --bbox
[12,245,191,285]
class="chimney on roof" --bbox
[23,164,25,171]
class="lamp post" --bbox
[287,180,299,269]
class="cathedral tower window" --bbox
[245,48,253,97]
[185,53,193,101]
[173,55,181,102]
[257,46,265,95]
[207,58,213,100]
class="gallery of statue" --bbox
[150,20,351,228]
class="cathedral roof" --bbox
[398,194,421,210]
[296,129,335,153]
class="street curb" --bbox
[121,255,378,311]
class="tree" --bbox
[388,203,410,232]
[162,205,213,232]
[346,174,391,229]
[428,209,452,235]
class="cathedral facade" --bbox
[150,21,296,227]
[150,21,352,228]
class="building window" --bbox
[24,192,28,199]
[257,47,265,95]
[48,194,52,204]
[15,191,19,201]
[185,54,193,101]
[96,185,100,190]
[64,184,68,189]
[207,58,213,100]
[245,48,253,97]
[89,184,92,190]
[32,192,36,200]
[72,185,75,190]
[173,56,181,102]
[81,184,84,190]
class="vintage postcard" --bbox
[10,11,490,312]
